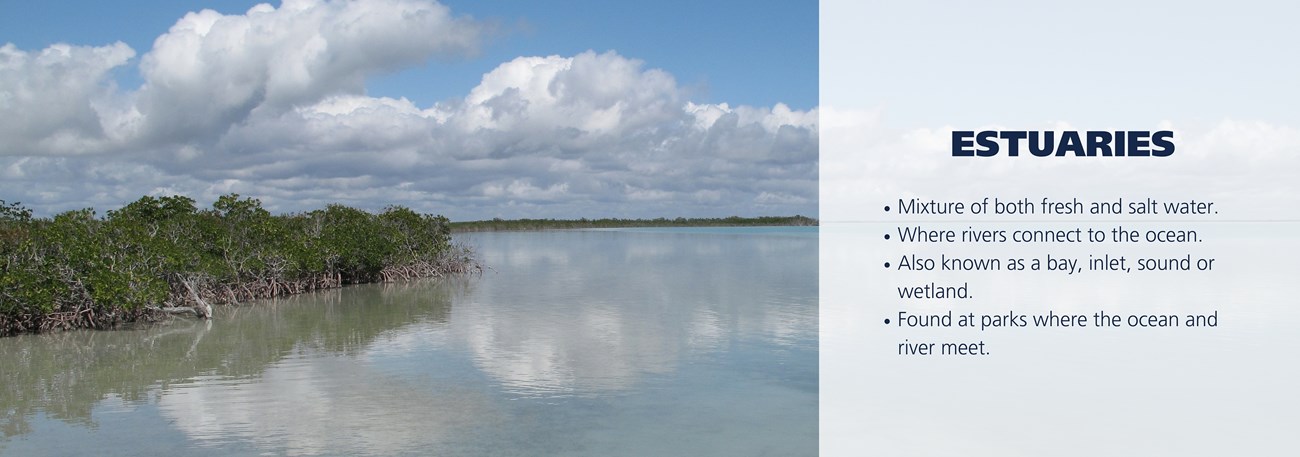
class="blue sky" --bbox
[0,0,818,220]
[1,0,817,109]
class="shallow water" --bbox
[0,227,818,456]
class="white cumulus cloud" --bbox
[0,0,817,220]
[0,42,135,155]
[134,0,482,146]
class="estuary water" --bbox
[0,227,818,456]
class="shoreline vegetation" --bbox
[0,194,814,337]
[0,195,477,336]
[451,215,818,232]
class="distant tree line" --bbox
[450,215,818,232]
[0,195,476,336]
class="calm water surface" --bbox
[0,227,817,456]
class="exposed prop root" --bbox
[0,304,155,336]
[1,255,479,336]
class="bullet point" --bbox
[884,205,890,212]
[884,234,890,240]
[884,318,891,324]
[884,262,890,268]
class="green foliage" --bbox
[380,206,451,264]
[0,199,32,222]
[0,194,459,334]
[0,259,65,314]
[0,200,33,269]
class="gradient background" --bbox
[821,1,1300,455]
